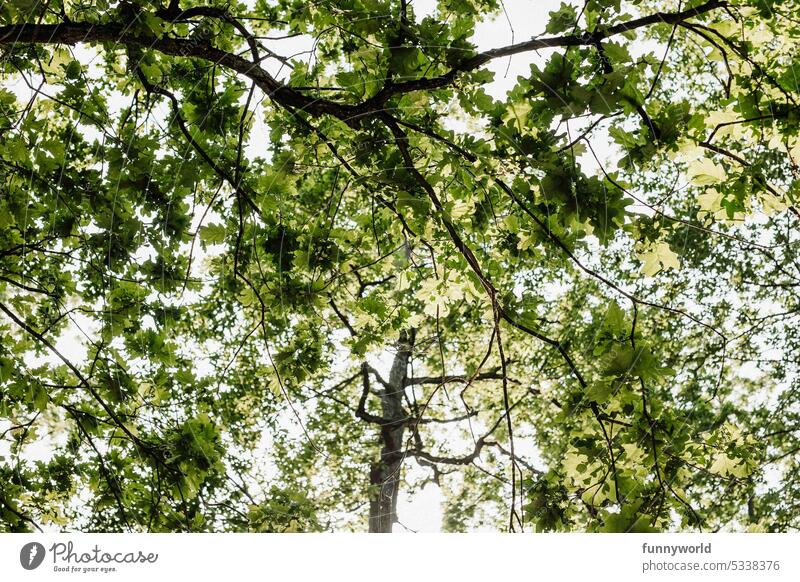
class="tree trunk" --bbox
[368,330,414,533]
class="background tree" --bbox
[1,0,799,532]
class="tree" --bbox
[0,0,799,533]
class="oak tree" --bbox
[1,0,799,532]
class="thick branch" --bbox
[0,0,727,121]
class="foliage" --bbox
[0,0,799,532]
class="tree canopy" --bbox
[1,0,799,533]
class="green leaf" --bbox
[546,3,578,34]
[199,223,227,245]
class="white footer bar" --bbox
[1,533,797,581]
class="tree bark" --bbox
[368,330,414,533]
